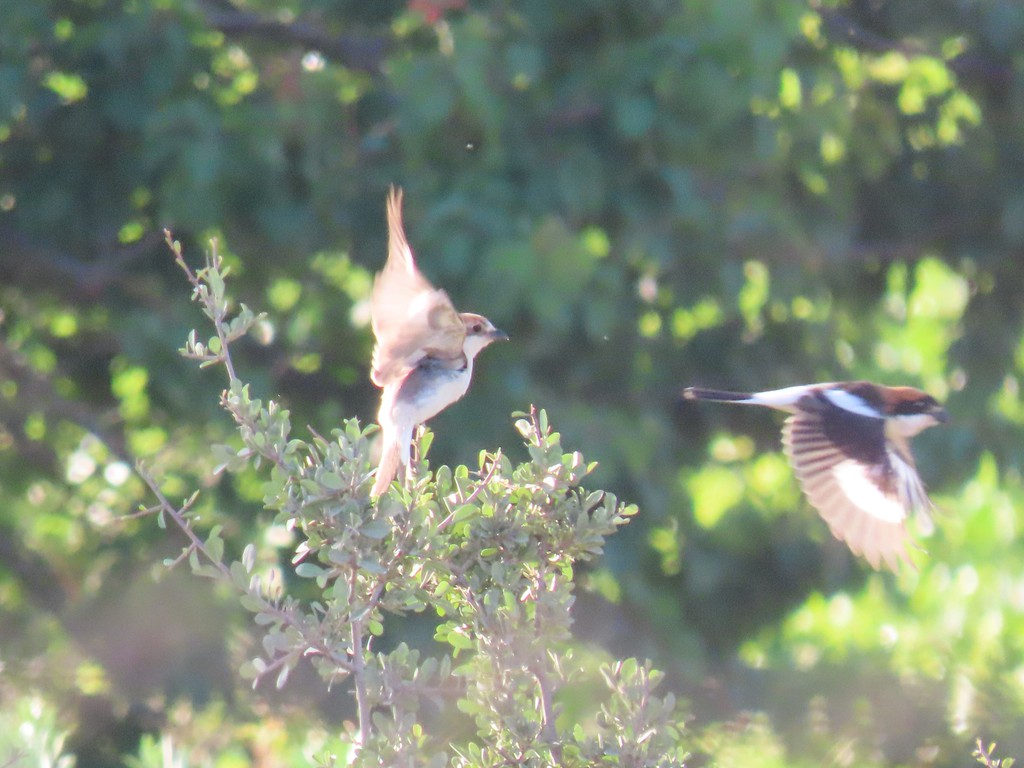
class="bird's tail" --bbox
[371,439,402,497]
[682,387,754,403]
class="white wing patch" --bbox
[890,448,934,529]
[822,388,884,418]
[782,411,925,571]
[832,459,905,523]
[749,384,831,411]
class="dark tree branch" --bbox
[197,0,390,75]
[0,521,66,613]
[812,2,1012,87]
[0,336,129,621]
[815,4,925,55]
[0,337,128,463]
[0,223,162,301]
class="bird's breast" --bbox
[389,359,473,426]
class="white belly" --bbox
[406,367,472,424]
[379,362,474,430]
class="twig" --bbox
[532,563,560,755]
[436,450,502,532]
[974,739,1012,768]
[350,568,371,747]
[117,503,164,521]
[219,390,291,471]
[139,462,356,678]
[535,662,560,752]
[167,232,293,474]
[137,467,231,579]
[166,230,238,383]
[164,542,199,570]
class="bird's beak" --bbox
[932,405,950,424]
[490,328,509,342]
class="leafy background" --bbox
[1,0,1022,765]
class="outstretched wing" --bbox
[370,187,465,387]
[781,404,929,571]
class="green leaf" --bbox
[320,471,346,491]
[360,518,390,540]
[445,631,474,651]
[295,562,329,579]
[242,543,256,573]
[357,558,387,575]
[418,429,434,458]
[205,526,224,563]
[206,266,225,301]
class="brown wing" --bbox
[370,187,465,387]
[782,410,918,571]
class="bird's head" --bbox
[882,386,949,436]
[459,313,508,359]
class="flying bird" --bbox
[682,382,949,570]
[369,187,507,497]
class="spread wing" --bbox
[781,407,930,571]
[370,187,465,387]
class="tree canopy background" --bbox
[1,0,1023,765]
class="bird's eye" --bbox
[472,323,483,334]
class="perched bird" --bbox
[369,187,507,497]
[682,382,949,570]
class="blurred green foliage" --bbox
[1,0,1023,765]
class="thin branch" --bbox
[219,391,291,471]
[0,221,161,300]
[139,462,355,679]
[252,650,298,684]
[167,231,239,383]
[118,503,163,521]
[535,663,559,747]
[350,568,371,747]
[165,542,200,570]
[974,739,1011,768]
[167,231,299,478]
[532,563,560,755]
[138,468,230,578]
[436,449,502,532]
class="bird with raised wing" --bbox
[369,187,507,497]
[682,381,949,570]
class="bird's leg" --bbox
[413,424,425,463]
[404,424,427,489]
